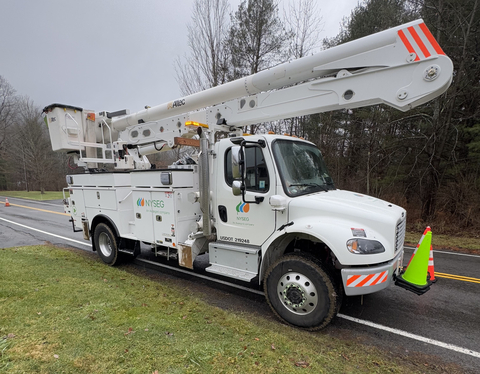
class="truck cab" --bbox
[208,135,405,328]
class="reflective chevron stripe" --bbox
[398,23,445,61]
[346,271,388,288]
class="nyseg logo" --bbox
[236,202,250,213]
[137,198,165,208]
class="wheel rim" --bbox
[98,232,113,257]
[277,272,318,315]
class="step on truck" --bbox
[43,19,452,330]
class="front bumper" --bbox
[341,249,404,296]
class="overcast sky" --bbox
[0,0,360,114]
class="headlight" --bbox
[346,239,385,254]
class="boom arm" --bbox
[111,19,452,131]
[43,19,453,169]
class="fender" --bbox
[258,219,332,283]
[283,217,395,265]
[90,214,121,252]
[260,215,395,282]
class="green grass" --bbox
[0,191,66,201]
[0,245,463,374]
[405,231,480,253]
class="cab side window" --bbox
[225,146,269,192]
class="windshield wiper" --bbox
[289,183,328,192]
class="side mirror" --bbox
[231,146,242,180]
[230,142,264,204]
[232,180,242,196]
[269,195,287,211]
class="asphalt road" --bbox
[1,196,479,373]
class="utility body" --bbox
[44,20,452,329]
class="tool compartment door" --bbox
[132,190,155,243]
[151,190,176,246]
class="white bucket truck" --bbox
[43,20,452,329]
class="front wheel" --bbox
[264,253,340,330]
[94,223,120,266]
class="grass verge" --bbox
[0,191,66,201]
[0,245,462,374]
[405,231,480,254]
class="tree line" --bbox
[321,0,480,235]
[1,0,479,234]
[0,77,69,193]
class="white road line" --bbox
[405,246,480,258]
[433,250,480,258]
[2,215,479,359]
[0,216,90,247]
[338,313,480,359]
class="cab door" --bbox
[214,139,277,246]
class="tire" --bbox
[94,223,120,266]
[264,253,340,330]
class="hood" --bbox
[287,189,405,252]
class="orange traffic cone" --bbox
[428,245,437,283]
[406,226,431,268]
[5,198,10,207]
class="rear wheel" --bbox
[264,253,340,330]
[94,223,120,266]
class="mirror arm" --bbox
[240,184,264,204]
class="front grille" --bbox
[395,216,406,252]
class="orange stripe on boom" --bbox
[419,23,445,55]
[398,29,419,61]
[408,26,430,58]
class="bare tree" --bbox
[9,98,62,193]
[227,0,291,133]
[228,0,291,79]
[0,76,17,150]
[175,0,231,96]
[279,0,324,137]
[0,76,18,189]
[285,0,324,59]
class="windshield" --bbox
[272,139,335,197]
